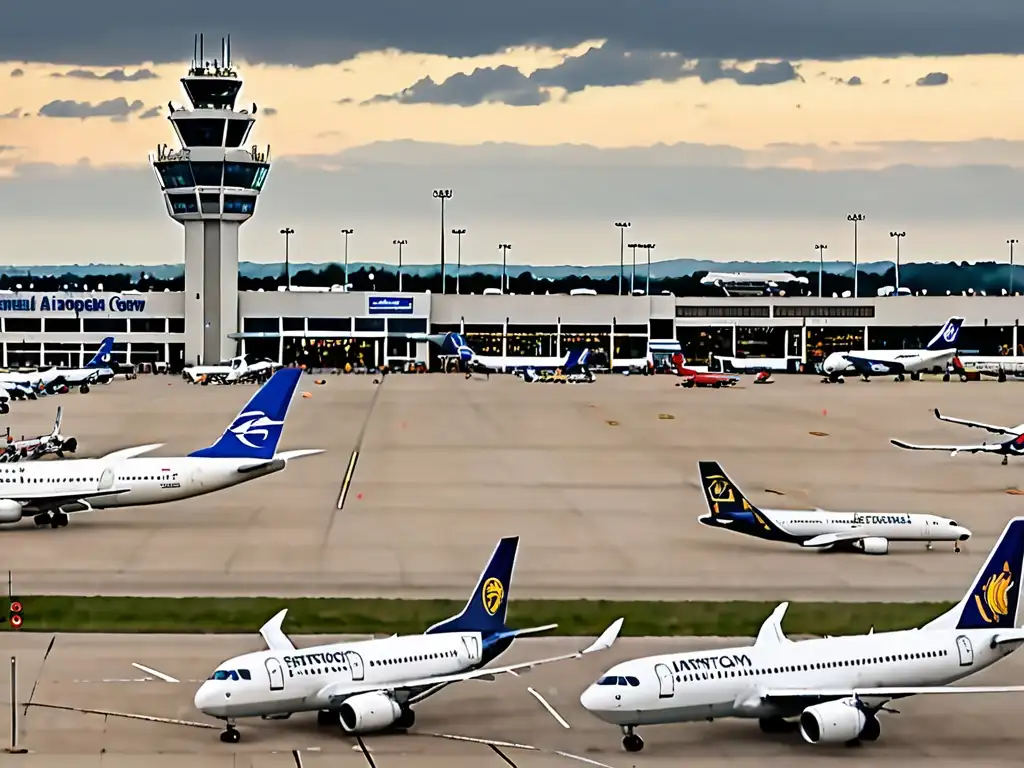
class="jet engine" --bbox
[338,692,402,734]
[799,698,878,744]
[0,499,24,523]
[855,537,889,555]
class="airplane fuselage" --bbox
[195,631,491,719]
[582,627,1016,727]
[823,349,955,378]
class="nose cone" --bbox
[958,527,972,541]
[579,684,601,712]
[194,681,217,713]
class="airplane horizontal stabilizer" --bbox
[992,630,1024,647]
[485,623,559,644]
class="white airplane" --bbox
[0,367,321,529]
[193,536,624,743]
[183,355,282,385]
[582,516,1024,753]
[1,406,78,463]
[957,355,1024,382]
[820,316,964,382]
[891,408,1024,466]
[697,461,971,554]
[0,337,115,399]
[425,332,590,375]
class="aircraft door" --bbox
[346,651,365,681]
[654,663,675,699]
[956,635,974,667]
[265,657,285,691]
[98,467,115,491]
[461,635,481,663]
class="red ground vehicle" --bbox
[671,353,740,388]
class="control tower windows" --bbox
[176,118,226,147]
[199,193,221,215]
[168,192,198,214]
[224,163,269,190]
[225,119,252,148]
[183,79,242,110]
[191,162,224,187]
[157,162,196,189]
[223,195,256,215]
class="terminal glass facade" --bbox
[675,326,732,364]
[507,325,557,357]
[806,327,865,363]
[736,326,787,358]
[464,325,502,354]
[560,326,610,367]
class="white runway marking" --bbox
[426,733,539,751]
[552,750,619,768]
[527,686,571,729]
[131,663,180,683]
[26,702,217,729]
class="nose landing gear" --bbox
[220,725,240,743]
[622,725,644,752]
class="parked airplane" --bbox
[696,461,970,554]
[183,355,281,385]
[0,406,77,463]
[1,337,115,398]
[193,536,623,743]
[0,367,320,529]
[427,332,590,375]
[891,408,1024,466]
[582,516,1024,753]
[820,316,964,382]
[671,354,739,388]
[520,361,595,383]
[957,356,1024,382]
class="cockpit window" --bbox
[597,675,640,686]
[209,669,241,681]
[239,669,251,680]
[597,675,618,685]
[625,676,640,686]
[950,521,959,526]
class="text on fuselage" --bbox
[853,514,911,525]
[283,651,347,669]
[671,653,752,673]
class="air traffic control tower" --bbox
[150,35,270,364]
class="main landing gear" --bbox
[33,512,68,529]
[220,723,240,743]
[621,725,644,753]
[1002,455,1009,466]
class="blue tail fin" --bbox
[925,316,964,351]
[188,368,302,460]
[426,536,518,636]
[85,337,114,368]
[564,348,590,370]
[927,517,1024,631]
[445,332,474,362]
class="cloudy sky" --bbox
[3,1,1024,269]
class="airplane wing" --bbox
[890,439,1000,454]
[3,487,130,506]
[933,408,1019,436]
[844,355,905,375]
[762,685,1024,703]
[316,618,623,706]
[800,530,870,548]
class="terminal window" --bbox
[355,318,385,333]
[83,318,127,333]
[130,318,167,334]
[44,318,81,333]
[774,305,874,318]
[387,318,427,335]
[176,119,226,147]
[169,318,185,334]
[5,318,41,333]
[243,317,279,334]
[308,318,352,333]
[676,306,770,318]
[282,317,305,332]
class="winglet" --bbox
[259,609,296,652]
[755,602,790,645]
[582,618,624,654]
[934,408,942,420]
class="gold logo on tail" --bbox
[482,577,505,616]
[706,474,735,504]
[975,561,1015,623]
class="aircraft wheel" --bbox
[53,512,69,528]
[79,384,90,394]
[943,373,950,382]
[622,734,644,753]
[220,727,241,744]
[317,710,339,727]
[33,513,49,527]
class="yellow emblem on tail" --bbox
[975,561,1015,624]
[706,475,735,504]
[482,577,505,616]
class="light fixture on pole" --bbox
[393,239,407,292]
[452,228,466,295]
[279,227,294,291]
[1009,239,1019,296]
[433,189,453,294]
[846,213,865,298]
[814,243,827,298]
[628,243,638,294]
[498,243,511,294]
[341,228,354,286]
[615,222,631,295]
[889,231,906,294]
[642,243,655,295]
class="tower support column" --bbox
[185,220,240,364]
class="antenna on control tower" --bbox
[150,34,271,366]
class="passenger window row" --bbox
[370,649,458,667]
[677,649,950,683]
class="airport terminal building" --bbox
[0,289,1020,373]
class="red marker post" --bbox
[8,601,22,630]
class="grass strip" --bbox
[3,597,957,636]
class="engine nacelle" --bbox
[0,499,24,524]
[856,537,889,555]
[338,691,402,734]
[800,699,867,744]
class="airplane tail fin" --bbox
[925,316,964,352]
[924,517,1024,631]
[564,347,590,370]
[431,332,475,362]
[188,368,302,460]
[52,406,62,437]
[671,352,691,376]
[85,337,114,368]
[426,536,518,637]
[697,461,784,535]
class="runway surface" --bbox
[3,633,1024,767]
[2,373,1024,601]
